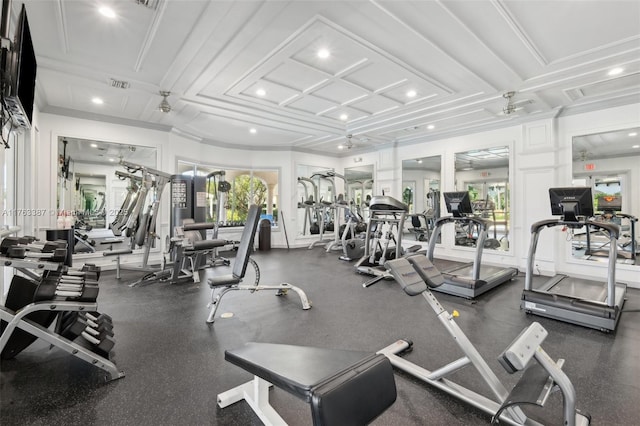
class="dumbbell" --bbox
[81,264,101,280]
[78,313,113,334]
[35,277,99,302]
[60,314,114,341]
[80,332,115,358]
[84,311,112,325]
[8,247,67,262]
[3,239,68,262]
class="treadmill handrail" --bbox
[608,212,637,223]
[427,215,488,281]
[530,218,620,239]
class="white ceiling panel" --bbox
[186,112,311,147]
[503,1,640,63]
[350,96,401,115]
[22,0,640,156]
[287,95,337,115]
[311,81,369,105]
[343,63,409,93]
[265,61,327,92]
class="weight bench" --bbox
[217,342,397,425]
[206,204,311,323]
[169,219,230,284]
[103,247,133,279]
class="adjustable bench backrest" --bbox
[232,205,262,280]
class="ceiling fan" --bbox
[339,134,370,150]
[497,91,534,117]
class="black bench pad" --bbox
[226,342,397,425]
[103,249,133,256]
[191,239,226,250]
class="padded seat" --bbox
[190,239,226,251]
[222,342,396,425]
[208,274,240,286]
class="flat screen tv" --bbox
[549,187,594,222]
[443,191,473,218]
[4,4,36,129]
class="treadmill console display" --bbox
[549,187,594,222]
[597,195,622,212]
[443,191,473,218]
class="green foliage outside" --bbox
[226,175,267,222]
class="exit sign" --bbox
[584,163,595,171]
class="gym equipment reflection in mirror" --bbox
[571,127,640,266]
[454,147,510,252]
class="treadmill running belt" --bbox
[547,277,607,302]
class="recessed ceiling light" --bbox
[256,88,266,97]
[427,124,435,130]
[90,143,98,148]
[632,145,640,149]
[629,132,638,137]
[608,67,624,76]
[317,48,330,59]
[92,97,104,105]
[406,90,417,98]
[338,145,344,150]
[98,6,116,19]
[249,128,257,134]
[339,113,348,121]
[417,159,423,164]
[108,158,115,162]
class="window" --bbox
[178,161,279,226]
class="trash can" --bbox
[258,219,271,251]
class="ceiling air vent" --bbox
[110,78,130,89]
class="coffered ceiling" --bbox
[22,0,640,155]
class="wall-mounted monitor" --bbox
[443,191,473,218]
[3,4,37,129]
[549,187,594,222]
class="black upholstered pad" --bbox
[310,353,396,426]
[191,239,226,250]
[384,258,428,296]
[225,342,383,401]
[406,255,444,288]
[208,274,241,287]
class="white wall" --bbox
[340,104,640,287]
[28,104,640,286]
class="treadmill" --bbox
[522,187,626,332]
[426,191,518,299]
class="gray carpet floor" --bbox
[2,248,639,425]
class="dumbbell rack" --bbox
[0,254,125,382]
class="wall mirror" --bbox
[571,127,640,266]
[57,137,157,254]
[401,155,441,242]
[454,147,510,251]
[295,164,341,237]
[344,164,374,220]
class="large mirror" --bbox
[295,164,342,237]
[344,164,374,221]
[401,155,441,242]
[57,137,157,254]
[571,127,640,265]
[454,147,510,251]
